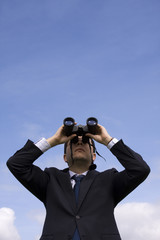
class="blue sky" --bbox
[0,0,160,239]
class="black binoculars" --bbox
[63,117,98,136]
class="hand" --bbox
[86,124,112,146]
[47,125,76,147]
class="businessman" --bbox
[7,121,150,240]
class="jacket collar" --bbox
[60,168,99,212]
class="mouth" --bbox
[75,148,85,152]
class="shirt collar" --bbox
[69,170,88,178]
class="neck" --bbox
[69,161,90,174]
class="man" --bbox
[7,122,150,240]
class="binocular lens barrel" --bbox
[63,117,75,126]
[87,117,98,126]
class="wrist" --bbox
[47,136,59,147]
[103,136,113,146]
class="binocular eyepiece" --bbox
[63,117,98,136]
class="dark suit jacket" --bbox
[7,140,150,240]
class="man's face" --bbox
[63,136,96,166]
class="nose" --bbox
[77,136,83,145]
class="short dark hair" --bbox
[64,138,96,154]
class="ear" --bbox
[63,154,68,163]
[92,153,96,161]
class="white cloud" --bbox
[29,209,45,225]
[28,209,45,240]
[0,208,21,240]
[115,202,160,240]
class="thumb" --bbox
[85,133,96,139]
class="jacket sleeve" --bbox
[6,140,50,202]
[110,140,150,205]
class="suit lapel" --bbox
[56,169,99,213]
[77,170,99,211]
[57,170,77,213]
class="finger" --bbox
[85,133,95,139]
[67,134,77,141]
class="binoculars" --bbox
[63,117,98,136]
